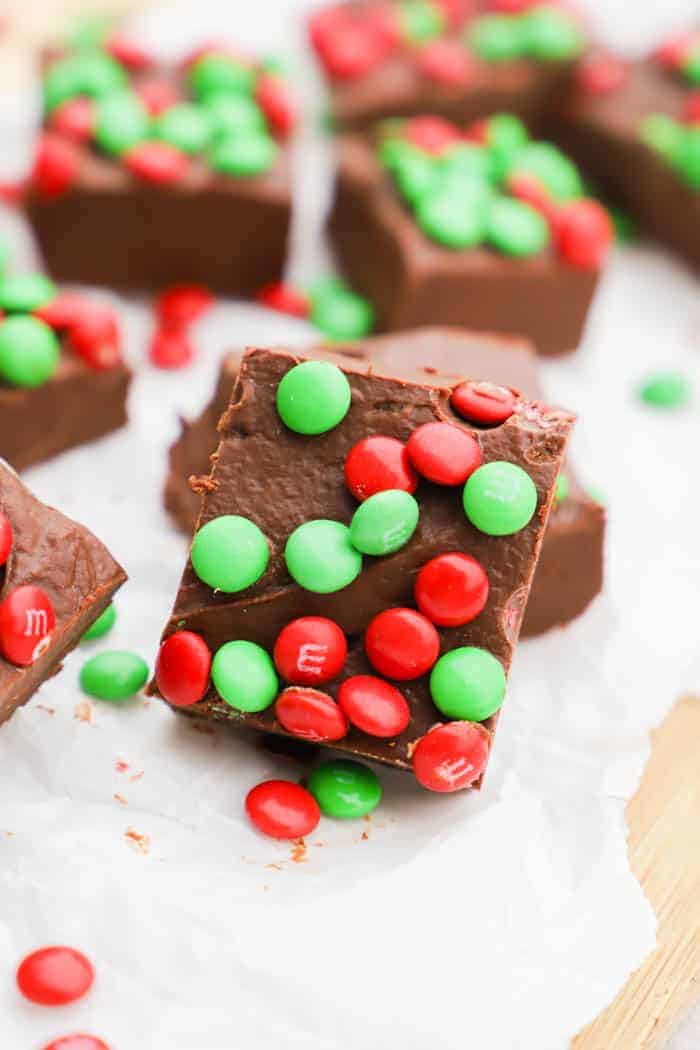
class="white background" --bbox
[0,1,699,1047]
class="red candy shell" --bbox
[32,133,79,198]
[450,380,517,426]
[42,1038,110,1050]
[67,303,122,370]
[654,30,696,70]
[406,421,482,485]
[156,284,214,328]
[577,54,628,95]
[256,74,296,137]
[0,510,13,566]
[35,292,91,330]
[257,282,310,318]
[344,435,417,501]
[405,116,461,155]
[415,552,489,627]
[683,92,700,124]
[0,585,55,666]
[273,616,347,685]
[156,630,212,707]
[275,686,348,742]
[149,327,195,369]
[50,97,95,143]
[338,675,410,737]
[17,946,94,1006]
[554,198,613,269]
[105,33,153,70]
[412,721,490,792]
[125,142,189,185]
[136,78,182,116]
[245,780,320,839]
[365,608,440,681]
[416,40,474,86]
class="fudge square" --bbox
[310,0,587,132]
[164,329,603,636]
[329,114,613,355]
[0,274,130,471]
[0,461,126,725]
[152,347,573,791]
[23,28,295,294]
[556,34,700,270]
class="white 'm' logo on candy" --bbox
[24,609,48,637]
[297,643,327,675]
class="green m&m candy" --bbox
[416,187,487,248]
[206,94,266,140]
[439,143,492,184]
[211,639,278,712]
[522,6,584,60]
[155,103,212,154]
[189,55,256,100]
[555,473,569,506]
[79,650,149,701]
[378,135,413,171]
[469,15,526,62]
[310,285,374,342]
[393,148,440,203]
[463,461,537,535]
[82,603,117,642]
[429,646,506,721]
[639,113,683,161]
[209,133,278,177]
[509,141,583,200]
[95,91,150,156]
[487,196,549,256]
[399,0,445,43]
[683,44,700,85]
[485,113,529,182]
[349,490,419,556]
[277,360,351,434]
[285,520,362,593]
[675,127,700,189]
[43,52,127,112]
[0,317,60,388]
[0,273,56,313]
[308,760,381,819]
[191,515,269,592]
[639,371,691,409]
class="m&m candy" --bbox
[80,651,149,701]
[273,616,347,685]
[82,603,117,642]
[156,284,214,328]
[191,514,269,592]
[406,422,482,485]
[276,360,351,435]
[42,1037,110,1050]
[451,380,517,426]
[338,675,410,737]
[0,511,13,566]
[124,142,189,185]
[429,646,506,721]
[412,721,490,792]
[349,489,419,555]
[344,435,417,500]
[155,630,212,707]
[415,553,489,627]
[463,461,537,535]
[148,327,195,369]
[308,760,382,819]
[554,199,614,269]
[365,607,439,680]
[245,780,320,839]
[275,686,348,741]
[285,520,362,593]
[211,640,278,712]
[17,946,94,1006]
[0,585,55,666]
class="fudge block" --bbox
[310,0,586,132]
[164,328,603,635]
[0,461,126,724]
[0,280,130,471]
[152,347,573,787]
[328,118,611,354]
[24,32,295,294]
[556,43,700,270]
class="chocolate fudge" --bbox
[556,41,700,270]
[0,281,130,472]
[310,0,586,132]
[0,461,126,724]
[165,329,603,636]
[24,31,294,294]
[152,346,573,785]
[328,117,611,354]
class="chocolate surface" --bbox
[153,346,573,775]
[556,58,700,270]
[328,134,599,355]
[0,343,131,472]
[0,462,126,724]
[165,328,603,635]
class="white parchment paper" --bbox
[0,2,698,1047]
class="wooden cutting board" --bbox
[4,2,700,1046]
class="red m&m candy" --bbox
[412,721,490,792]
[105,33,153,71]
[245,780,320,839]
[42,1037,110,1050]
[0,585,55,666]
[344,435,417,501]
[257,281,310,318]
[273,616,347,684]
[554,199,613,269]
[416,40,474,86]
[683,92,700,124]
[365,608,439,681]
[405,116,461,154]
[125,142,189,185]
[35,292,89,330]
[451,380,517,425]
[0,511,13,566]
[32,133,78,199]
[256,75,296,137]
[156,284,214,328]
[148,327,194,369]
[406,421,482,485]
[415,552,489,627]
[338,675,410,737]
[68,303,122,370]
[275,686,348,742]
[577,53,628,95]
[50,97,95,143]
[17,946,94,1006]
[136,78,182,116]
[155,630,211,707]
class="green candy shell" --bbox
[463,461,538,536]
[522,7,584,60]
[310,288,374,342]
[285,520,362,594]
[0,316,60,388]
[191,515,269,593]
[469,14,526,62]
[82,603,117,642]
[0,273,56,313]
[44,52,127,112]
[508,141,583,200]
[639,371,691,409]
[400,0,445,43]
[682,46,700,85]
[211,640,278,712]
[95,91,150,156]
[639,113,683,161]
[675,128,700,189]
[487,196,549,257]
[206,94,266,139]
[209,134,277,177]
[308,760,382,819]
[349,489,419,556]
[555,473,569,506]
[429,646,506,722]
[80,651,149,701]
[155,103,212,154]
[189,55,256,100]
[393,149,440,203]
[416,187,487,249]
[277,360,352,434]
